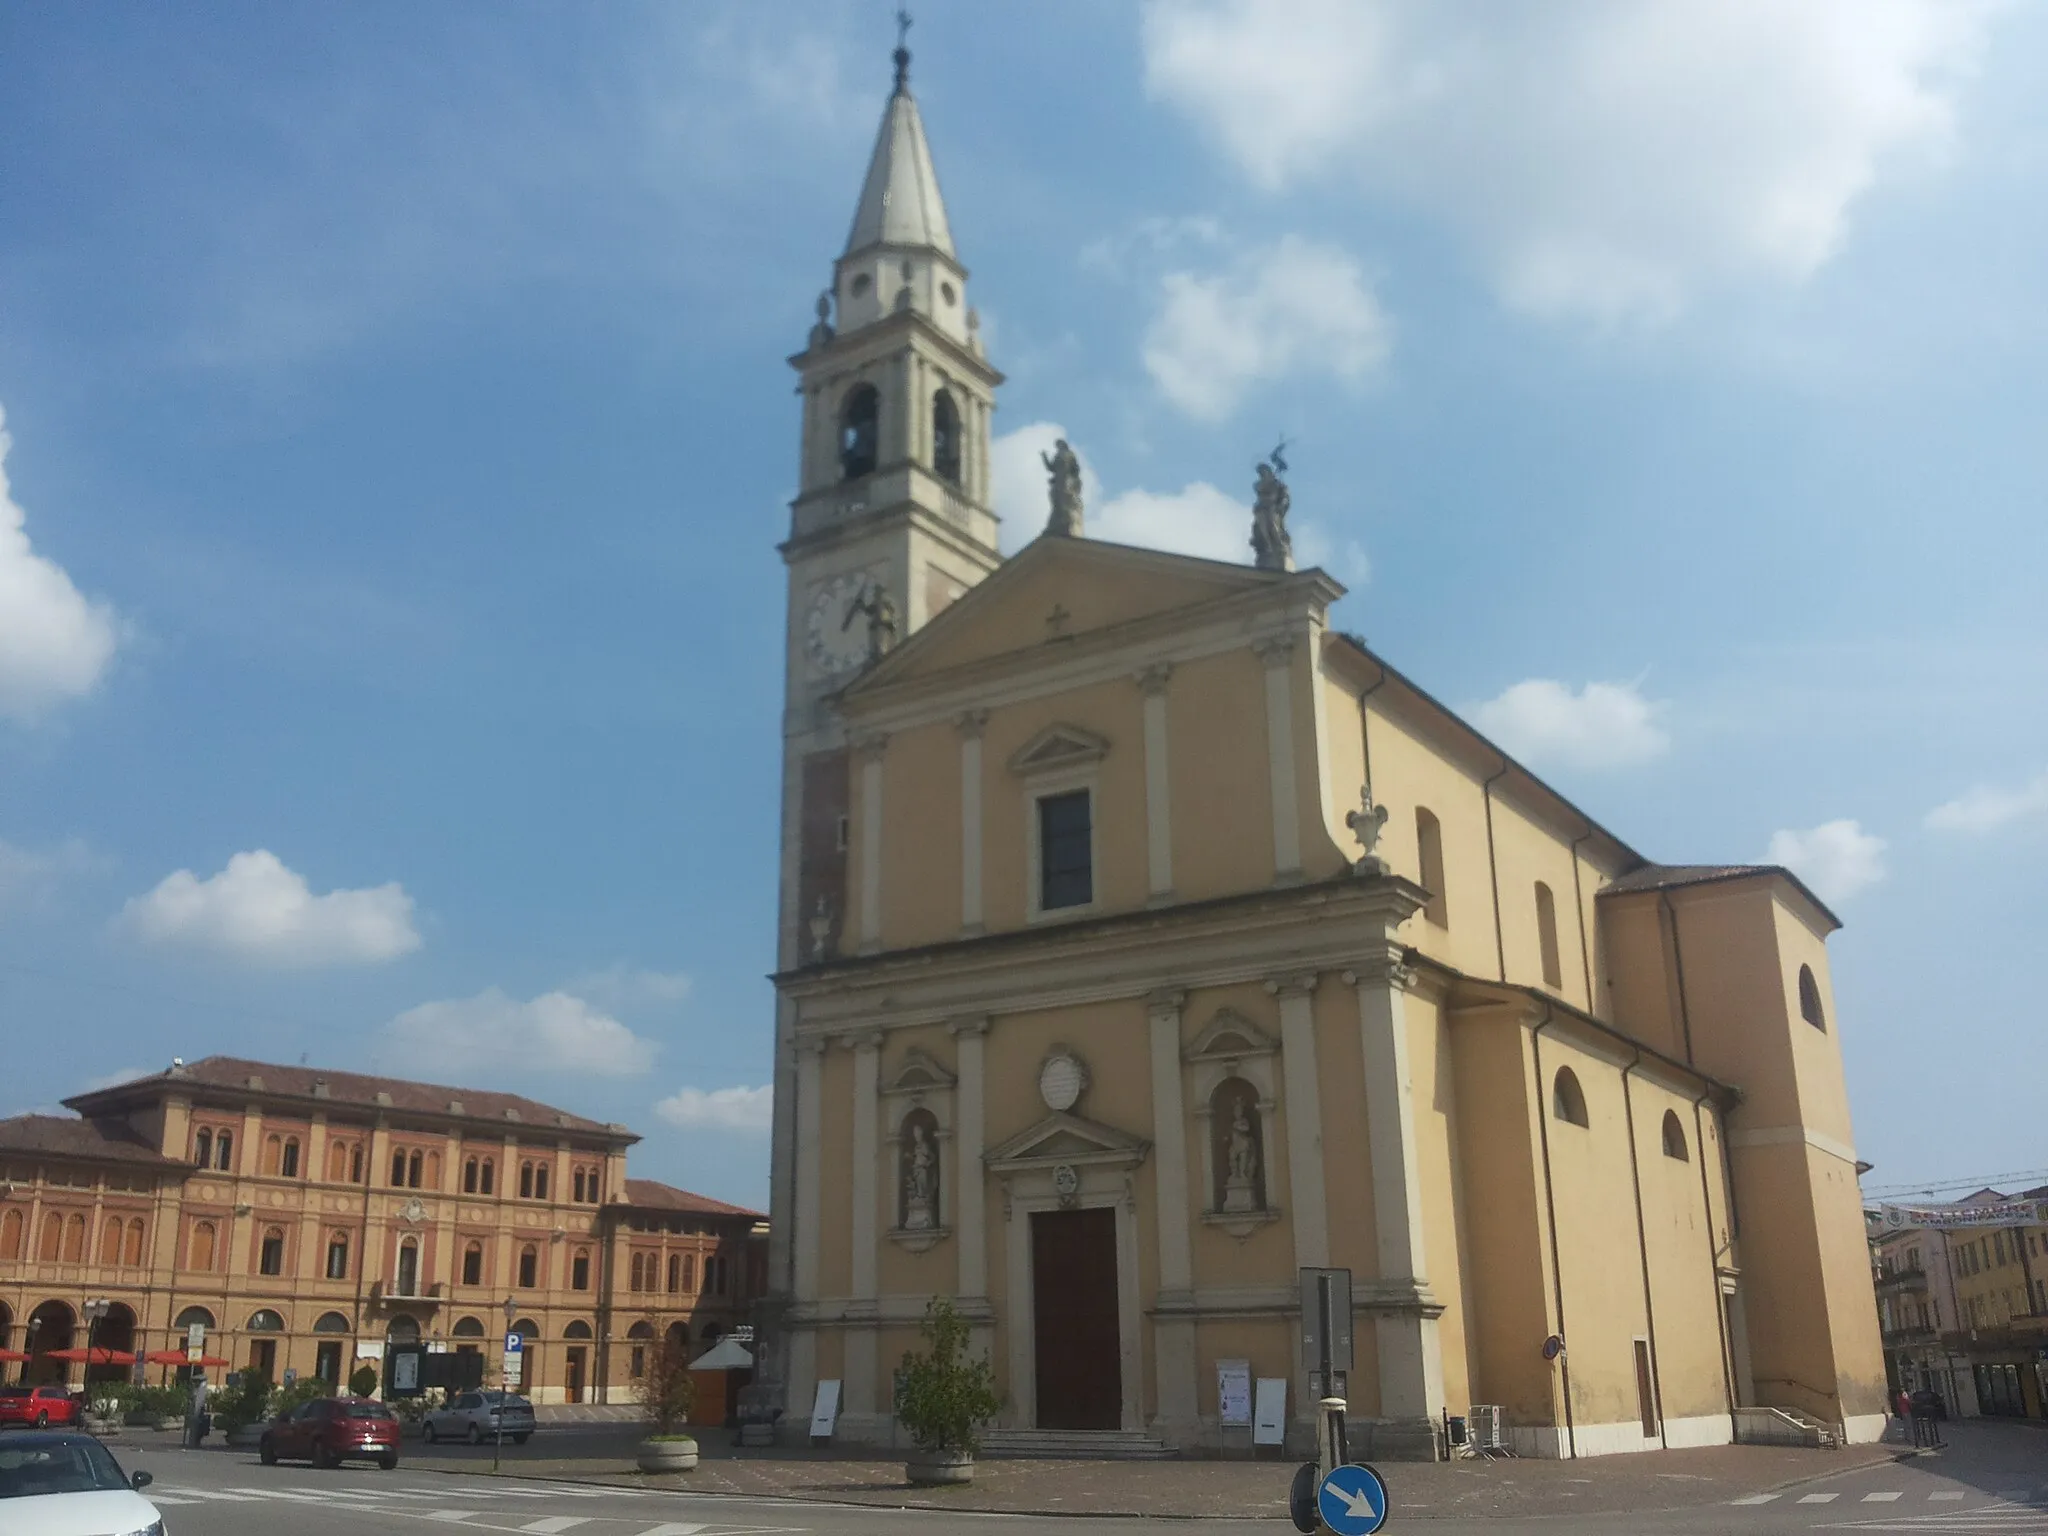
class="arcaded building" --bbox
[759,43,1886,1459]
[0,1057,765,1404]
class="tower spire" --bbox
[843,11,953,261]
[893,7,912,95]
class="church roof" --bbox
[844,69,954,259]
[1598,862,1841,929]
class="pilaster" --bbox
[793,1041,827,1303]
[957,710,987,934]
[1268,971,1328,1268]
[1256,637,1302,882]
[844,1032,883,1430]
[1146,988,1200,1436]
[855,734,888,953]
[1137,665,1175,902]
[949,1016,990,1301]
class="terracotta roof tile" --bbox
[0,1114,182,1167]
[619,1178,765,1221]
[64,1056,633,1142]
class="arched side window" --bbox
[396,1238,420,1296]
[480,1158,494,1196]
[39,1213,62,1262]
[1416,808,1448,926]
[258,1226,286,1276]
[0,1208,23,1260]
[1208,1076,1269,1214]
[328,1142,349,1182]
[391,1150,408,1187]
[282,1138,300,1179]
[1798,964,1826,1030]
[1552,1067,1589,1128]
[99,1217,123,1266]
[189,1220,218,1271]
[451,1316,486,1338]
[1661,1110,1689,1161]
[839,383,879,479]
[629,1252,645,1292]
[1535,881,1563,989]
[173,1306,215,1331]
[326,1230,350,1280]
[519,1161,534,1199]
[518,1245,538,1289]
[348,1144,362,1183]
[572,1168,586,1203]
[247,1308,284,1333]
[564,1319,593,1340]
[408,1151,424,1189]
[682,1252,696,1291]
[215,1131,233,1171]
[533,1164,549,1201]
[462,1241,483,1287]
[264,1135,282,1175]
[667,1253,681,1294]
[63,1213,86,1263]
[194,1128,213,1167]
[313,1311,351,1334]
[124,1219,145,1267]
[571,1248,590,1291]
[931,389,962,485]
[464,1158,479,1194]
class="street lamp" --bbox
[495,1296,516,1474]
[81,1299,111,1393]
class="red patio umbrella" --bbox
[45,1347,139,1366]
[143,1350,228,1367]
[0,1350,27,1363]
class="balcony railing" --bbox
[368,1280,444,1306]
[1875,1266,1928,1293]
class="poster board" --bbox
[1217,1359,1253,1427]
[1253,1377,1288,1446]
[809,1378,841,1442]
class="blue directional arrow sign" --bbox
[1318,1462,1390,1536]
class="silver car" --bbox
[421,1391,536,1445]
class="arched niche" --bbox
[1183,1007,1283,1237]
[881,1046,956,1253]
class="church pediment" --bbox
[881,1048,956,1097]
[845,535,1305,692]
[984,1110,1150,1174]
[1007,723,1110,776]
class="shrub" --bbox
[87,1382,134,1421]
[636,1342,697,1439]
[212,1368,273,1436]
[349,1363,379,1398]
[130,1384,189,1420]
[894,1297,1000,1461]
[274,1376,328,1415]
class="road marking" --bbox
[423,1514,480,1524]
[1801,1494,1842,1504]
[1996,1492,2033,1501]
[518,1520,592,1534]
[627,1525,708,1536]
[1865,1493,1903,1503]
[1931,1492,1966,1500]
[1732,1493,1783,1505]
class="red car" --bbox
[258,1396,401,1469]
[0,1385,83,1428]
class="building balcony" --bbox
[1875,1266,1928,1294]
[1883,1324,1938,1346]
[368,1280,444,1308]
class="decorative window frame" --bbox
[1183,1007,1284,1238]
[881,1048,957,1254]
[1010,725,1110,924]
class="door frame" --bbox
[1003,1184,1142,1431]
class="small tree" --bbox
[274,1376,327,1416]
[637,1341,696,1440]
[348,1362,379,1398]
[895,1297,1000,1461]
[212,1367,274,1436]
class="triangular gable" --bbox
[984,1109,1151,1173]
[1007,723,1111,776]
[1183,1007,1279,1064]
[881,1048,957,1097]
[849,534,1295,693]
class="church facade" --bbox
[762,44,1886,1459]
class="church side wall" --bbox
[1408,989,1474,1423]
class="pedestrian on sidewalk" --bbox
[1909,1387,1944,1448]
[1893,1387,1912,1444]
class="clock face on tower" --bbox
[805,572,876,677]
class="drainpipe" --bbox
[1658,892,1696,1067]
[1568,824,1595,1008]
[1483,757,1511,982]
[1620,1050,1668,1448]
[1530,1005,1576,1458]
[1357,662,1390,785]
[1693,1089,1739,1432]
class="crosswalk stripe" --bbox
[423,1514,480,1524]
[1732,1493,1782,1505]
[145,1496,201,1507]
[517,1520,592,1534]
[1865,1493,1903,1503]
[1801,1494,1842,1504]
[1932,1492,1966,1500]
[626,1525,707,1536]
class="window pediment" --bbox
[1007,724,1110,777]
[1183,1008,1279,1065]
[881,1048,957,1098]
[984,1110,1149,1174]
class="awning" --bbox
[45,1347,137,1365]
[689,1338,754,1371]
[0,1350,27,1363]
[143,1350,229,1367]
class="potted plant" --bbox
[85,1383,132,1434]
[896,1297,1000,1486]
[213,1368,274,1447]
[634,1340,699,1473]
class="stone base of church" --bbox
[1347,1414,1443,1462]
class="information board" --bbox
[1254,1377,1289,1446]
[809,1378,841,1441]
[1217,1359,1252,1427]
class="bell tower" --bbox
[764,28,1003,1366]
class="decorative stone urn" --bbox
[906,1453,974,1486]
[636,1436,699,1473]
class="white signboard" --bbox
[1253,1377,1288,1446]
[503,1350,523,1386]
[1880,1200,2048,1231]
[357,1341,385,1360]
[185,1322,206,1350]
[392,1352,420,1393]
[1217,1359,1253,1427]
[809,1378,841,1441]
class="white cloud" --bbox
[1469,679,1670,770]
[655,1084,773,1133]
[990,423,1367,580]
[1142,0,1998,326]
[1142,235,1390,420]
[384,988,657,1078]
[0,836,98,912]
[1766,819,1888,903]
[122,849,421,967]
[0,405,120,722]
[1924,773,2048,835]
[566,963,694,1007]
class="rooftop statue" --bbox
[1042,437,1084,537]
[1251,441,1293,572]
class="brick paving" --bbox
[421,1431,1907,1520]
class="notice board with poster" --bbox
[1253,1377,1288,1446]
[1217,1359,1252,1427]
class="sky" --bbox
[2,0,2044,1210]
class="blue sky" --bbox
[2,1,2044,1209]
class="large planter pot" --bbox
[228,1424,265,1448]
[636,1437,699,1473]
[906,1454,974,1486]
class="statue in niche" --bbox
[1251,441,1293,572]
[842,580,899,661]
[1222,1094,1261,1214]
[1041,437,1084,537]
[902,1118,938,1231]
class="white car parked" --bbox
[0,1432,164,1536]
[421,1390,536,1445]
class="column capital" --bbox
[1145,987,1188,1016]
[947,1014,991,1039]
[1264,970,1320,1000]
[847,1028,885,1054]
[852,731,890,763]
[954,708,989,740]
[1135,662,1174,696]
[795,1037,830,1061]
[1343,948,1419,994]
[1252,633,1296,669]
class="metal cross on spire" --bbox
[893,7,913,92]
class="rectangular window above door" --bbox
[1038,789,1093,911]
